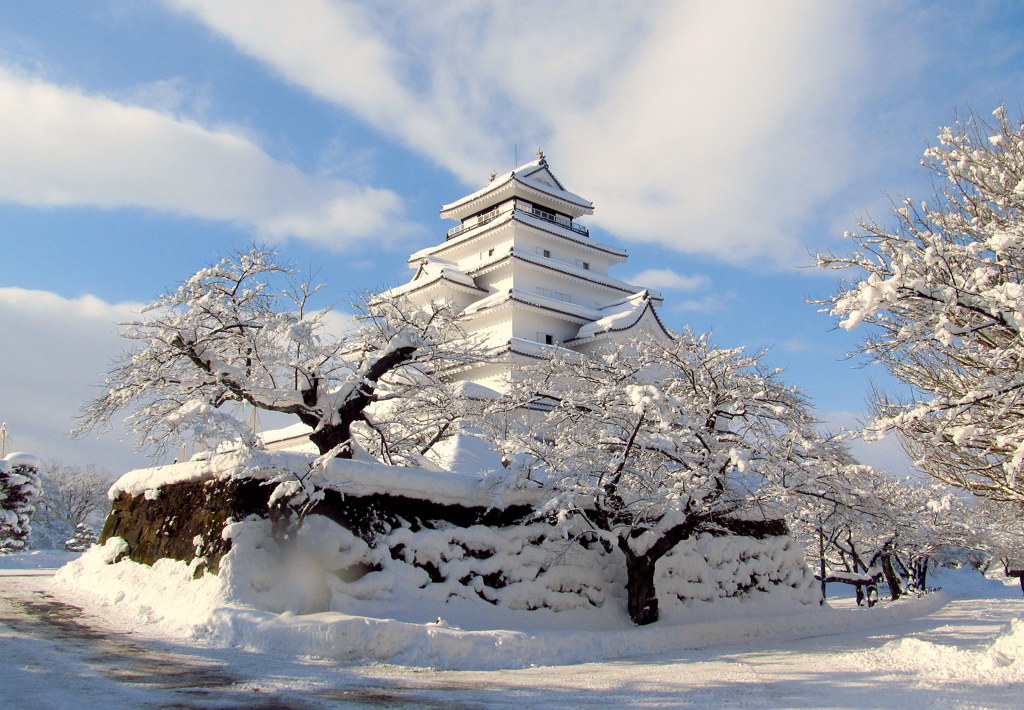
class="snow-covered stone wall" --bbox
[99,452,818,618]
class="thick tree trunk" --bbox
[880,554,903,601]
[308,422,355,459]
[624,550,660,626]
[615,518,703,626]
[301,345,418,459]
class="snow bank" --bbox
[54,534,966,670]
[79,451,826,669]
[108,449,539,509]
[856,615,1024,685]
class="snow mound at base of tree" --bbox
[52,533,976,671]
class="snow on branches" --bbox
[78,248,485,459]
[0,453,41,553]
[818,107,1024,502]
[480,331,821,624]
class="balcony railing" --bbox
[446,201,589,240]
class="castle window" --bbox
[532,206,556,222]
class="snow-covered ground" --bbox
[1,550,1021,709]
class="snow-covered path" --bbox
[1,569,1021,709]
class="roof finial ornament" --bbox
[536,147,546,165]
[489,169,497,183]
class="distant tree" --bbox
[32,462,113,546]
[0,454,42,553]
[786,449,985,604]
[64,523,98,552]
[78,248,483,459]
[482,331,820,625]
[818,107,1024,503]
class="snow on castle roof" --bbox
[440,157,594,221]
[571,291,673,342]
[380,256,488,299]
[409,208,627,265]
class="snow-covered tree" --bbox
[819,107,1024,503]
[31,462,113,547]
[483,332,818,625]
[354,376,477,467]
[786,450,983,604]
[0,453,42,553]
[78,248,483,459]
[63,523,98,552]
[770,435,878,602]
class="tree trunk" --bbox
[865,583,878,607]
[614,519,703,626]
[908,556,928,592]
[817,525,827,604]
[624,549,660,626]
[308,422,354,459]
[304,345,418,459]
[880,554,902,601]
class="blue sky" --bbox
[1,1,1022,475]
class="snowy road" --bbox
[1,571,1021,709]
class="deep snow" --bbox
[1,556,1022,709]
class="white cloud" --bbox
[0,67,416,250]
[0,288,364,475]
[162,0,897,267]
[674,291,736,313]
[629,268,710,292]
[0,288,152,474]
[163,0,508,181]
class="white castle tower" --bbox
[384,152,672,390]
[262,154,673,453]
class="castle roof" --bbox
[410,207,628,264]
[440,156,594,221]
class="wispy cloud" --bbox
[629,268,710,292]
[162,0,905,268]
[0,288,149,473]
[0,66,416,249]
[674,290,736,313]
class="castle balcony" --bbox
[447,200,589,240]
